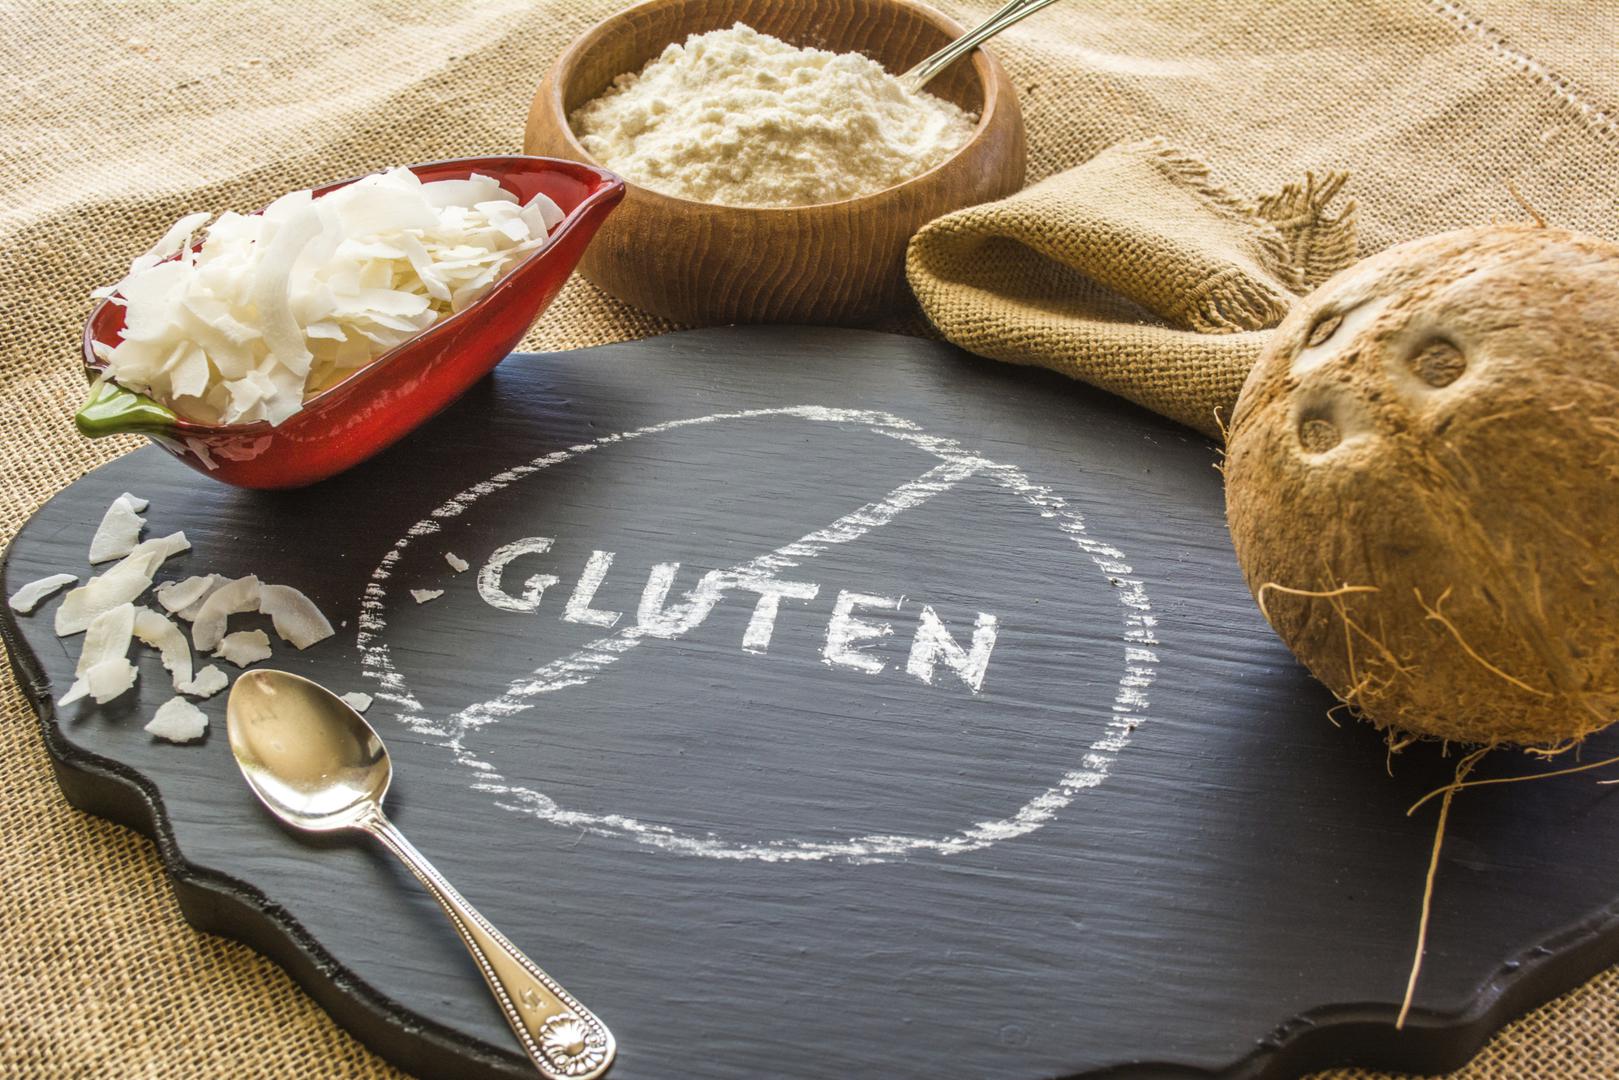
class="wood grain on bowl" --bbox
[525,0,1026,324]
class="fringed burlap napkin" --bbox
[906,140,1357,437]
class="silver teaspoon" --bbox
[226,669,615,1079]
[899,0,1064,93]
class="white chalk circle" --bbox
[358,407,1158,863]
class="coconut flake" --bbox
[145,697,209,742]
[180,664,229,699]
[60,660,139,706]
[8,573,77,613]
[138,213,212,269]
[93,213,212,300]
[190,575,261,651]
[155,573,223,617]
[520,191,565,234]
[258,583,334,648]
[251,202,322,384]
[410,588,444,604]
[88,492,148,563]
[56,565,147,635]
[80,603,134,666]
[339,691,373,713]
[214,628,272,667]
[60,604,138,705]
[132,607,194,691]
[55,532,190,635]
[444,552,469,573]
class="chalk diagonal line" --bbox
[447,456,988,739]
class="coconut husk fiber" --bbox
[5,2,1619,1078]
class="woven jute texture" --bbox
[3,2,1618,1077]
[907,141,1359,436]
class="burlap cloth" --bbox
[908,140,1360,436]
[3,2,1617,1077]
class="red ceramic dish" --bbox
[77,156,624,489]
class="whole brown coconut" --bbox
[1225,225,1619,748]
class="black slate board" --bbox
[7,327,1619,1080]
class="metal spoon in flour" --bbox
[226,669,615,1079]
[899,0,1064,93]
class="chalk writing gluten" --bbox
[478,539,999,692]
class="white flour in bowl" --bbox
[569,23,978,208]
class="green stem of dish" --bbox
[75,378,177,439]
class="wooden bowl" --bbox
[525,0,1026,324]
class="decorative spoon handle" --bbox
[361,810,615,1078]
[899,0,1063,93]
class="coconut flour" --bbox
[570,23,978,208]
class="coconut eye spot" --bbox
[1408,338,1467,387]
[1306,312,1343,348]
[1292,296,1392,376]
[1290,381,1369,456]
[1297,416,1341,453]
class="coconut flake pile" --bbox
[92,167,566,426]
[12,492,339,742]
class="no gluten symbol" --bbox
[357,407,1158,864]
